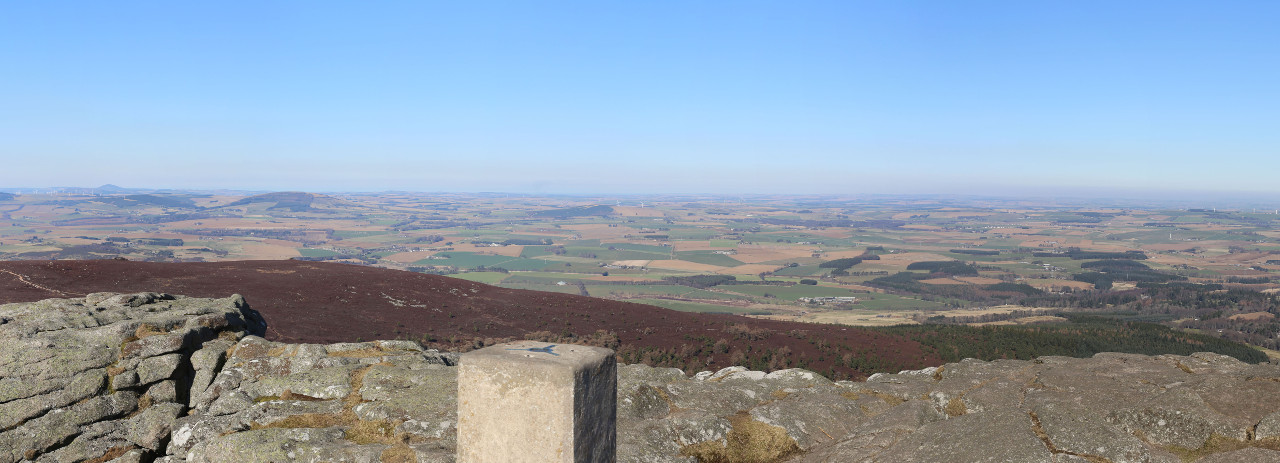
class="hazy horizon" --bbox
[7,184,1280,210]
[3,2,1277,195]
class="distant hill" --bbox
[0,192,14,201]
[531,204,614,218]
[223,191,355,212]
[94,194,199,209]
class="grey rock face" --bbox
[9,294,1280,463]
[127,402,186,450]
[171,335,459,462]
[0,294,252,463]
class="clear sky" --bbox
[2,1,1277,197]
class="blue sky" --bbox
[2,1,1277,197]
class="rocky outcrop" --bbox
[0,292,263,463]
[5,294,1280,462]
[169,336,458,462]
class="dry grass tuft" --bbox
[380,442,418,463]
[870,391,906,406]
[83,445,139,463]
[680,412,802,463]
[346,419,398,445]
[944,397,966,417]
[328,347,390,358]
[134,323,169,339]
[255,413,347,430]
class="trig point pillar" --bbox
[457,341,617,463]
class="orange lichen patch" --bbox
[954,276,1004,285]
[1228,312,1276,322]
[920,278,967,285]
[646,260,725,272]
[717,264,784,276]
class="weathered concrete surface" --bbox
[0,293,261,463]
[7,294,1280,463]
[457,341,616,463]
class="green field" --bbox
[298,248,340,258]
[627,298,764,315]
[854,293,945,311]
[416,252,559,271]
[674,251,745,267]
[444,272,511,284]
[771,264,823,276]
[6,191,1280,359]
[718,284,866,300]
[607,243,672,253]
[494,282,580,295]
[331,230,389,239]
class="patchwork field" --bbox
[2,189,1279,353]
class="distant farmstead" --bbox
[799,296,858,305]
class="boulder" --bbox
[0,294,255,463]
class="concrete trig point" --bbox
[457,341,617,462]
